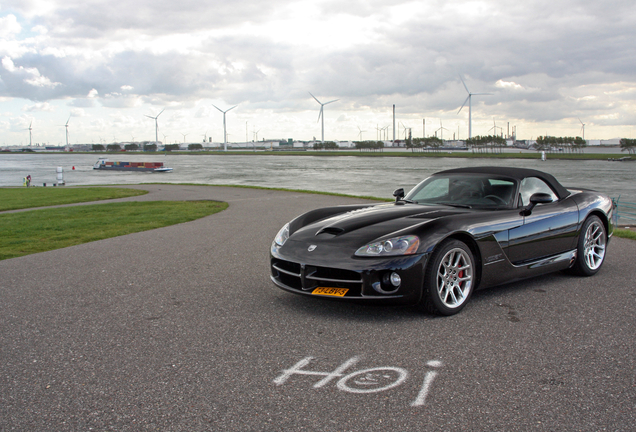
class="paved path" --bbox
[1,185,634,431]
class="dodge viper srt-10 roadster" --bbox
[270,167,616,315]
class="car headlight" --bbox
[274,223,290,247]
[355,235,420,257]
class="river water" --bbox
[1,152,634,203]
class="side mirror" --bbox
[520,192,553,216]
[393,188,405,203]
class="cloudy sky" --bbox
[1,0,635,146]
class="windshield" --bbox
[405,174,517,209]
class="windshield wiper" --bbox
[438,202,472,209]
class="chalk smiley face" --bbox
[337,367,408,393]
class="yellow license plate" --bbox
[312,287,349,297]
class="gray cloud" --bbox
[6,0,288,36]
[1,0,635,141]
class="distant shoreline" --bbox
[4,149,632,161]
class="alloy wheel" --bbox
[583,220,606,270]
[436,247,473,308]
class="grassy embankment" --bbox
[0,186,148,211]
[0,187,227,260]
[614,228,636,240]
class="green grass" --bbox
[0,187,148,211]
[0,200,228,260]
[207,184,389,201]
[137,182,390,201]
[614,228,636,240]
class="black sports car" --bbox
[270,167,616,315]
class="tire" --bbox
[421,239,475,316]
[569,215,607,276]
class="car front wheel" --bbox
[421,239,475,316]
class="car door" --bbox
[507,177,579,264]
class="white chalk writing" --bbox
[274,356,442,407]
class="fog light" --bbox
[373,272,401,295]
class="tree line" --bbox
[313,141,339,150]
[93,143,204,152]
[353,141,385,151]
[534,136,587,153]
[405,137,444,152]
[620,139,636,154]
[466,135,507,153]
[89,136,635,155]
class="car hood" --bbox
[290,203,468,245]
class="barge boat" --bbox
[93,158,173,172]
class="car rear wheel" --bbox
[421,239,475,316]
[569,215,606,276]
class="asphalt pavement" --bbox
[1,185,634,431]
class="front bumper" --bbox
[270,242,429,305]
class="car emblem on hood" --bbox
[308,245,317,252]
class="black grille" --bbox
[272,259,363,295]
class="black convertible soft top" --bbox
[437,166,571,199]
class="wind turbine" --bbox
[400,122,412,140]
[181,133,189,143]
[145,109,165,145]
[309,92,338,142]
[250,127,261,151]
[63,116,70,147]
[436,120,449,141]
[489,118,502,137]
[357,126,366,141]
[458,75,493,139]
[24,121,33,146]
[212,104,237,151]
[578,118,586,140]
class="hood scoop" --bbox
[316,226,345,237]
